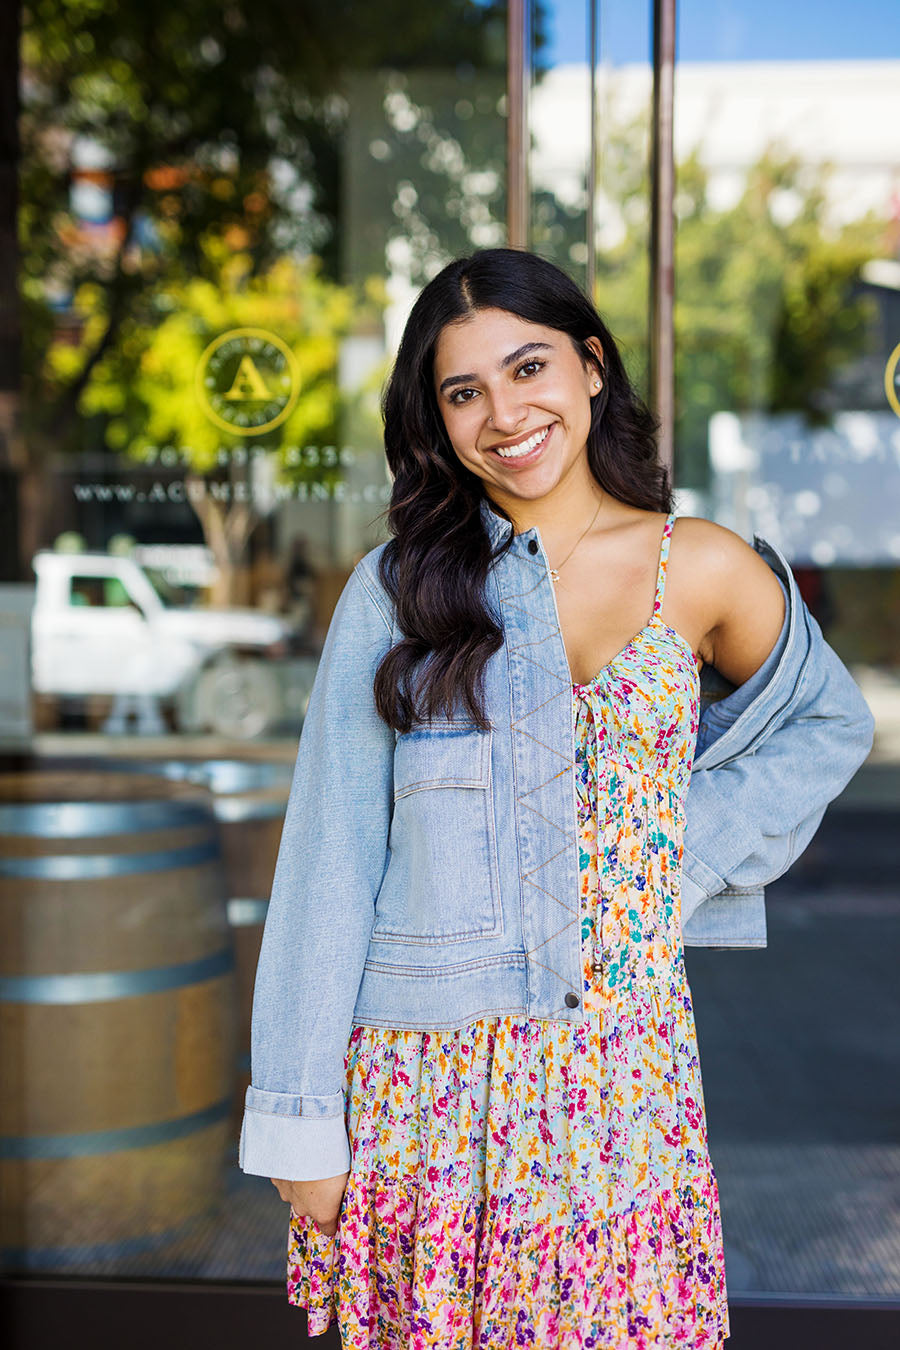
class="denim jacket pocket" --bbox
[371,721,504,944]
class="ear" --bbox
[583,336,605,387]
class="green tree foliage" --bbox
[672,147,886,483]
[20,0,508,456]
[66,238,356,465]
[554,115,889,488]
[18,0,511,587]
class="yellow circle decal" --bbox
[885,341,900,421]
[196,328,300,435]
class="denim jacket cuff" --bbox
[239,1092,351,1181]
[680,847,723,924]
[243,1085,344,1118]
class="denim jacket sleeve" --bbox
[680,569,875,931]
[239,562,394,1181]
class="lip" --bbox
[484,423,554,466]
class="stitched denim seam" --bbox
[352,1005,528,1032]
[367,924,502,946]
[493,563,529,992]
[505,565,580,996]
[395,779,487,796]
[363,952,525,977]
[353,562,393,636]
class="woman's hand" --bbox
[271,1172,350,1237]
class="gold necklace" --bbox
[548,495,603,583]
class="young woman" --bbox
[240,248,874,1347]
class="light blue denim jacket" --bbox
[240,496,875,1180]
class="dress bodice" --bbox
[571,512,703,994]
[572,511,701,798]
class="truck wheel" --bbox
[193,657,283,740]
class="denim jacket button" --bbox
[527,538,539,554]
[564,992,580,1008]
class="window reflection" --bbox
[671,0,900,1306]
[6,0,510,1282]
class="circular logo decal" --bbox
[196,328,300,435]
[886,341,900,421]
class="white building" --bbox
[530,59,900,233]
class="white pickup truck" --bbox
[31,551,296,738]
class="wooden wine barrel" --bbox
[146,758,293,902]
[0,767,236,1270]
[185,760,290,1108]
[111,759,293,1121]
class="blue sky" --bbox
[543,0,900,65]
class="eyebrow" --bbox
[438,341,553,396]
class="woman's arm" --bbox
[691,520,789,686]
[679,524,875,924]
[239,561,395,1181]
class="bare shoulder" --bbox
[670,514,774,585]
[670,514,787,682]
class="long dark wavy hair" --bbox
[373,247,672,733]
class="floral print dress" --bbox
[287,511,731,1348]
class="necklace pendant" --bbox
[549,568,560,583]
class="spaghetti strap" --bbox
[652,512,676,615]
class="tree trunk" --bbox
[185,471,258,607]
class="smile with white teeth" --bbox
[492,425,552,459]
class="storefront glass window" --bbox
[672,0,900,1302]
[3,0,508,1280]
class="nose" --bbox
[486,386,528,434]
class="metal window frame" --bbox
[506,0,529,247]
[649,0,676,476]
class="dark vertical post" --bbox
[0,0,23,580]
[649,0,677,478]
[586,0,598,298]
[507,0,529,248]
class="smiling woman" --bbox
[374,248,676,733]
[242,248,873,1349]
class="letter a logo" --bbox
[196,328,300,435]
[223,355,271,402]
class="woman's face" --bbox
[432,307,604,512]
